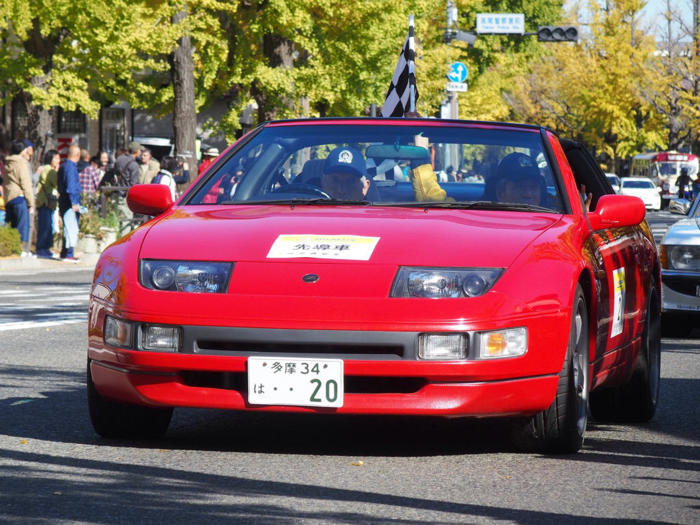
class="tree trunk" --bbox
[172,8,198,185]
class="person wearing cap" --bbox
[321,146,371,201]
[198,147,220,176]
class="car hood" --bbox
[141,205,561,269]
[663,217,700,245]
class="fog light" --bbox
[104,316,133,348]
[139,325,181,352]
[475,327,527,359]
[418,334,467,360]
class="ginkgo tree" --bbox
[505,0,668,171]
[0,0,180,148]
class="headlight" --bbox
[660,245,700,271]
[140,260,233,293]
[390,267,503,298]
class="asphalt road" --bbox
[0,224,698,524]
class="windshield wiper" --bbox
[220,197,372,206]
[381,200,556,212]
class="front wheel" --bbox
[87,361,173,439]
[512,284,589,454]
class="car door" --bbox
[560,140,644,381]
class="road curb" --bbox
[0,253,99,273]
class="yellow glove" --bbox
[411,164,451,202]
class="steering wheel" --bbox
[271,182,332,199]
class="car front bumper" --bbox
[661,270,700,313]
[88,323,565,418]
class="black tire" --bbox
[590,281,661,422]
[512,284,589,454]
[661,313,693,338]
[87,361,173,439]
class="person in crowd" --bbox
[198,147,219,176]
[57,144,82,262]
[677,167,691,199]
[77,148,90,174]
[115,142,142,187]
[320,147,371,201]
[3,140,36,257]
[80,154,103,199]
[35,149,60,258]
[151,156,188,200]
[139,147,160,184]
[0,149,7,224]
[21,139,38,187]
[98,150,111,172]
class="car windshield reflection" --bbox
[186,124,565,213]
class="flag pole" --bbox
[408,15,416,114]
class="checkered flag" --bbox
[381,15,418,117]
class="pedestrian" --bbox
[22,139,37,186]
[2,140,36,257]
[150,156,188,200]
[139,148,160,184]
[198,147,219,176]
[79,154,103,200]
[77,148,90,174]
[57,144,82,262]
[113,141,142,231]
[98,150,111,172]
[35,149,60,258]
[676,168,691,199]
[114,142,141,187]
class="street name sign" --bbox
[476,13,524,34]
[446,82,468,92]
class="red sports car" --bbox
[88,118,661,453]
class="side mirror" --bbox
[127,184,173,216]
[587,194,645,230]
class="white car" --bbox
[620,177,661,210]
[606,173,621,193]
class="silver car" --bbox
[660,194,700,333]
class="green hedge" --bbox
[0,225,22,256]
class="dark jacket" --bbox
[115,153,140,187]
[57,159,81,213]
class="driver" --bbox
[321,146,371,200]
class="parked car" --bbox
[605,173,621,193]
[659,194,700,335]
[87,118,660,453]
[133,136,174,161]
[620,177,661,210]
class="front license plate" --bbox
[247,357,344,408]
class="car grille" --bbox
[663,275,700,296]
[180,371,426,394]
[196,340,404,358]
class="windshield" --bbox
[186,123,565,212]
[623,180,655,189]
[657,162,679,177]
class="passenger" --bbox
[495,167,546,206]
[321,147,371,200]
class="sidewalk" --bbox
[0,252,99,273]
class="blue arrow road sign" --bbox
[448,62,468,83]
